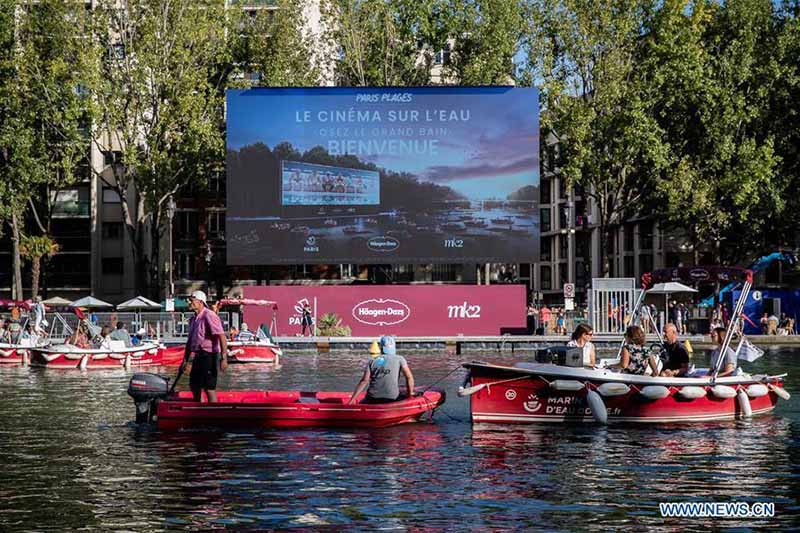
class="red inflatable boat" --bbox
[127,374,445,430]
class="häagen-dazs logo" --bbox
[352,298,410,326]
[367,236,400,252]
[689,268,709,281]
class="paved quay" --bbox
[267,334,800,354]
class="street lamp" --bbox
[167,196,176,298]
[204,240,214,297]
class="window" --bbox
[541,265,552,290]
[102,257,124,275]
[558,263,568,287]
[104,151,122,167]
[559,234,569,259]
[176,210,200,240]
[519,263,531,279]
[624,255,634,277]
[559,205,569,229]
[540,178,551,204]
[559,178,567,199]
[540,236,551,262]
[434,43,451,65]
[639,221,654,250]
[103,187,121,203]
[51,188,89,217]
[640,253,653,274]
[624,225,634,252]
[207,211,226,239]
[540,208,551,233]
[176,252,195,279]
[102,222,123,239]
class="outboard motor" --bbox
[535,346,583,367]
[128,373,170,423]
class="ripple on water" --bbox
[0,350,799,529]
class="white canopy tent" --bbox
[42,296,73,307]
[117,296,160,310]
[70,296,113,309]
[647,282,698,333]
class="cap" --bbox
[41,320,48,327]
[369,340,380,356]
[189,290,208,306]
[137,327,147,335]
[379,335,396,356]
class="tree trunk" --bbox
[11,213,23,300]
[150,212,162,301]
[600,223,611,278]
[31,256,41,299]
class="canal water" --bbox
[1,348,798,530]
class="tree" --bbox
[521,0,670,276]
[19,234,58,299]
[239,0,322,86]
[321,0,456,86]
[448,0,526,85]
[645,0,784,264]
[88,0,233,297]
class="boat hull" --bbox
[464,362,785,424]
[227,342,281,364]
[0,344,29,365]
[155,389,445,430]
[30,343,163,369]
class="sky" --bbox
[227,87,539,200]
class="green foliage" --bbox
[316,312,352,336]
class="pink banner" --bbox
[242,285,527,336]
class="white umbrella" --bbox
[647,282,698,332]
[117,296,161,310]
[42,296,73,307]
[70,296,113,309]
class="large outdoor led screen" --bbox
[227,87,539,265]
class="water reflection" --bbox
[0,349,798,529]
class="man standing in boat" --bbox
[184,290,228,402]
[347,335,415,404]
[658,323,690,377]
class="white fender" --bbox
[677,386,706,400]
[737,389,752,417]
[596,382,630,397]
[21,350,29,366]
[132,351,146,358]
[710,385,737,399]
[108,353,127,360]
[0,348,14,358]
[640,385,670,400]
[79,354,89,370]
[64,352,85,360]
[586,390,607,424]
[92,353,109,360]
[40,351,63,363]
[768,383,791,401]
[746,384,769,398]
[228,348,245,356]
[124,354,132,370]
[550,380,584,392]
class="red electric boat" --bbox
[128,373,445,430]
[461,266,791,424]
[0,342,32,365]
[219,298,282,363]
[30,341,165,369]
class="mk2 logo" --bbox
[447,301,481,319]
[443,238,464,248]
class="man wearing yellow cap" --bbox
[348,335,415,404]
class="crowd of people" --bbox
[526,303,581,335]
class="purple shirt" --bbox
[187,308,224,354]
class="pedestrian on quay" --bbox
[526,301,539,335]
[182,290,228,403]
[301,301,314,337]
[540,305,551,335]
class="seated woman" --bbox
[610,325,658,375]
[711,326,738,377]
[237,323,255,342]
[68,323,90,349]
[566,323,596,367]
